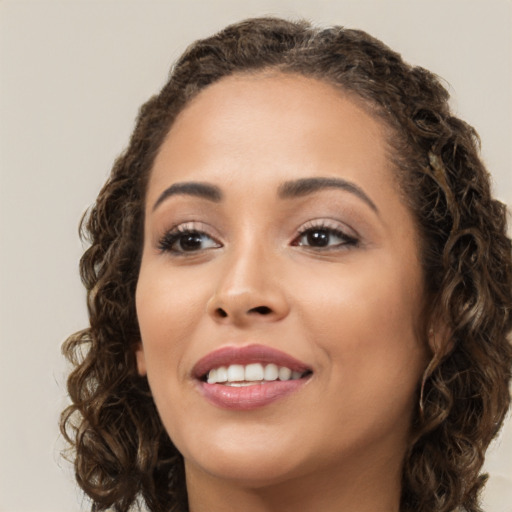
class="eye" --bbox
[292,223,358,250]
[158,224,221,254]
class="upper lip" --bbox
[192,344,311,379]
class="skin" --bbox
[135,73,429,512]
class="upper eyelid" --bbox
[162,221,218,237]
[294,218,357,237]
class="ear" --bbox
[427,318,453,359]
[420,318,454,414]
[134,342,147,376]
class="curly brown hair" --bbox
[61,17,512,512]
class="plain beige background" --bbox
[0,1,511,511]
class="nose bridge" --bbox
[207,231,289,324]
[225,234,267,292]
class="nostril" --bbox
[249,306,272,315]
[216,307,228,318]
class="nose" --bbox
[206,245,290,327]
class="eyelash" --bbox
[158,223,221,254]
[157,220,359,255]
[291,221,359,250]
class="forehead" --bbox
[147,72,396,209]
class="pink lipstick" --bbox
[193,345,312,410]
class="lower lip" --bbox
[198,379,308,410]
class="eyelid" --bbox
[290,218,360,251]
[293,218,358,240]
[157,221,222,254]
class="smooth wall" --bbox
[1,1,511,511]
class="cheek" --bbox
[135,264,207,381]
[295,253,427,386]
[300,265,427,448]
[135,266,208,443]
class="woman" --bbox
[61,17,512,512]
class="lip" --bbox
[192,344,312,411]
[192,344,311,379]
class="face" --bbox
[136,73,428,489]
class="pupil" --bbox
[307,230,329,247]
[180,232,202,251]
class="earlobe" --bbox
[135,342,147,376]
[427,320,453,358]
[420,320,454,415]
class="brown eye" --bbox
[178,232,205,251]
[305,229,330,247]
[294,227,358,249]
[159,229,221,254]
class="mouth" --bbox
[193,345,313,410]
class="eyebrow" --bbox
[278,177,378,213]
[152,176,378,214]
[152,182,223,211]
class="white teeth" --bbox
[216,366,228,382]
[278,367,292,381]
[263,363,279,381]
[206,363,305,384]
[245,363,264,381]
[227,364,245,382]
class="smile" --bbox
[193,345,313,410]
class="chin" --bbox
[178,425,309,488]
[186,453,306,489]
